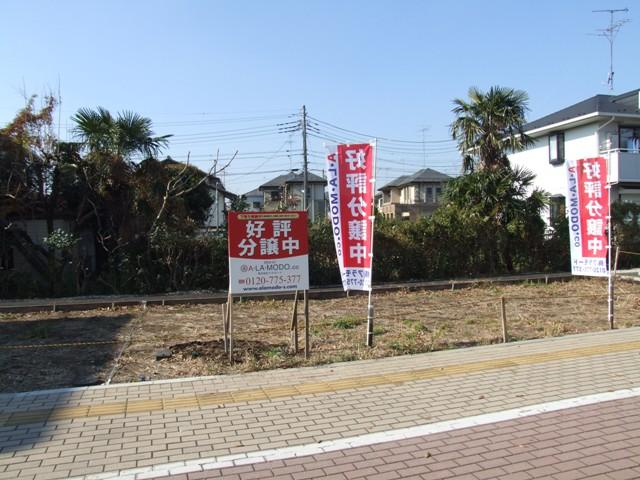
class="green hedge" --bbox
[0,212,576,298]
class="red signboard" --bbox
[227,211,309,294]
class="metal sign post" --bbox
[366,139,377,347]
[606,144,614,329]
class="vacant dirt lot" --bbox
[1,278,639,393]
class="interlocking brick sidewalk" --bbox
[1,328,640,479]
[159,395,640,480]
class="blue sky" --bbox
[1,0,638,193]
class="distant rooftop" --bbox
[260,170,326,189]
[161,157,233,195]
[379,168,452,190]
[523,89,640,132]
[243,188,262,197]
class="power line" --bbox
[169,122,298,139]
[308,132,458,155]
[307,115,455,144]
[170,131,285,146]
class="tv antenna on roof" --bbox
[591,8,630,91]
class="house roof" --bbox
[379,168,452,191]
[205,176,235,197]
[243,188,262,197]
[160,157,236,198]
[259,170,326,189]
[523,89,640,133]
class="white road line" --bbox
[69,385,640,480]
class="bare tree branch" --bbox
[149,150,238,235]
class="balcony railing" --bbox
[600,149,640,184]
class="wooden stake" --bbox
[304,290,310,359]
[610,246,620,330]
[366,288,374,347]
[221,303,228,353]
[500,296,508,343]
[290,290,299,354]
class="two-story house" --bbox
[202,174,236,230]
[162,158,236,230]
[377,168,452,220]
[242,188,264,212]
[258,170,327,221]
[509,88,640,223]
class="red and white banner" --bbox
[228,211,309,294]
[326,143,376,291]
[565,157,609,277]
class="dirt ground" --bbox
[1,278,639,393]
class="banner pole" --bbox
[607,144,614,329]
[366,139,377,347]
[228,293,233,362]
[304,289,310,359]
[290,290,299,354]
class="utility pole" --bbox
[592,8,630,91]
[420,126,429,168]
[302,105,309,213]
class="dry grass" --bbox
[1,278,639,392]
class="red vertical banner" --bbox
[576,157,609,259]
[326,143,375,291]
[565,157,609,277]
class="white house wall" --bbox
[510,122,599,199]
[204,190,227,228]
[565,123,599,164]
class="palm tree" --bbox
[72,107,171,159]
[451,86,532,173]
[443,166,548,272]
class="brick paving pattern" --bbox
[158,395,640,480]
[1,328,640,479]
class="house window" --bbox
[549,132,565,165]
[435,187,442,202]
[252,202,261,209]
[400,187,409,204]
[414,186,421,204]
[270,190,281,201]
[549,195,566,222]
[619,126,640,153]
[426,187,433,202]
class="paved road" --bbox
[1,328,640,479]
[157,395,640,480]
